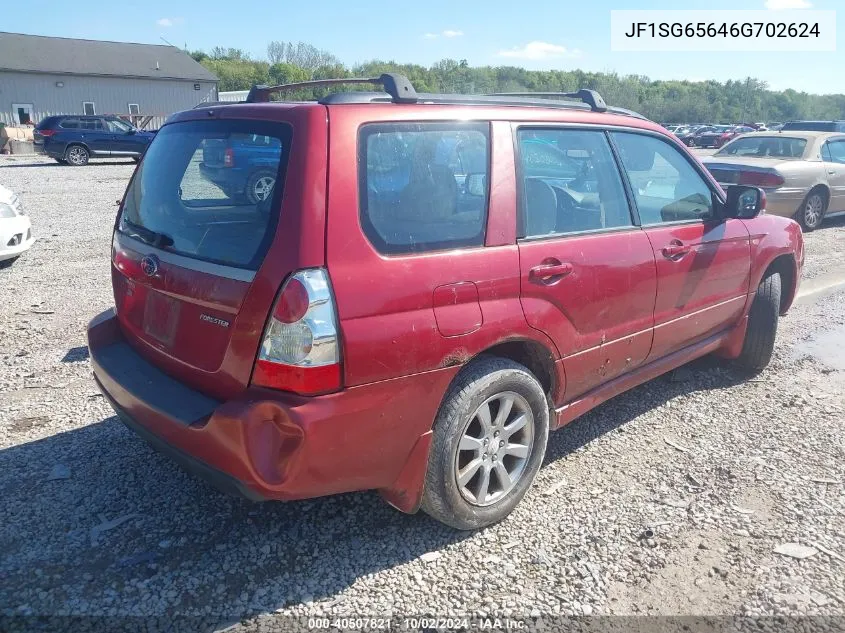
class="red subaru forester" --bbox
[88,75,804,529]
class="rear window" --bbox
[359,122,489,254]
[716,136,807,159]
[118,119,291,270]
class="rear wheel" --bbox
[686,138,696,147]
[245,169,276,205]
[65,145,89,166]
[795,189,827,232]
[421,356,549,530]
[735,272,781,372]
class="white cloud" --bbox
[764,0,812,9]
[156,17,183,27]
[423,29,464,39]
[497,41,582,61]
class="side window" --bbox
[611,132,714,224]
[107,118,133,133]
[59,119,80,129]
[825,140,845,164]
[359,122,489,254]
[822,143,833,162]
[517,128,632,238]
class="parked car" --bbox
[0,184,34,266]
[714,125,757,149]
[703,130,845,231]
[198,133,284,204]
[33,115,155,166]
[88,75,804,530]
[688,125,734,148]
[781,120,845,133]
[676,125,714,146]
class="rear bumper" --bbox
[87,309,455,508]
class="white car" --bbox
[0,184,35,265]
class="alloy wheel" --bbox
[454,392,535,507]
[253,176,275,201]
[804,194,824,229]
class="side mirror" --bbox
[723,185,765,219]
[464,173,487,197]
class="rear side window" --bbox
[118,120,292,270]
[359,122,489,254]
[517,128,633,237]
[59,119,80,129]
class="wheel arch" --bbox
[762,253,798,315]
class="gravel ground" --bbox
[1,156,844,631]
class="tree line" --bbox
[189,42,845,124]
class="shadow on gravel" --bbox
[0,414,471,623]
[0,356,747,624]
[543,356,749,466]
[61,346,90,363]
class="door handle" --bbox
[829,170,837,175]
[662,240,691,260]
[529,261,573,283]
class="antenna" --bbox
[159,35,175,47]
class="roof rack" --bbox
[488,89,608,113]
[234,72,644,119]
[246,73,417,104]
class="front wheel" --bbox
[421,356,549,530]
[686,138,696,148]
[735,272,781,372]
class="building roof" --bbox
[0,32,218,82]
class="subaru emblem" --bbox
[140,254,160,277]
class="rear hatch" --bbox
[111,110,324,400]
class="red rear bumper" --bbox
[87,309,455,510]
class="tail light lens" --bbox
[739,171,785,188]
[36,129,56,137]
[223,148,235,168]
[252,269,342,395]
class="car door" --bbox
[610,131,751,362]
[515,126,657,402]
[80,117,112,155]
[820,137,845,212]
[105,117,139,154]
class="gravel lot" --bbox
[1,156,844,631]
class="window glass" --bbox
[359,123,489,254]
[118,120,291,269]
[517,129,632,237]
[107,118,133,133]
[825,140,845,164]
[79,118,104,131]
[717,135,807,158]
[59,119,80,129]
[611,132,714,224]
[822,143,833,162]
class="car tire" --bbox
[245,169,276,205]
[735,272,781,373]
[420,356,550,530]
[795,189,827,232]
[65,144,89,166]
[686,138,696,148]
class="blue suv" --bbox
[198,134,283,204]
[33,115,155,166]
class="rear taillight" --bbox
[251,269,342,395]
[223,148,235,168]
[36,129,56,137]
[739,171,785,188]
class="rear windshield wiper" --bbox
[120,219,174,248]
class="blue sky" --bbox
[5,0,843,93]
